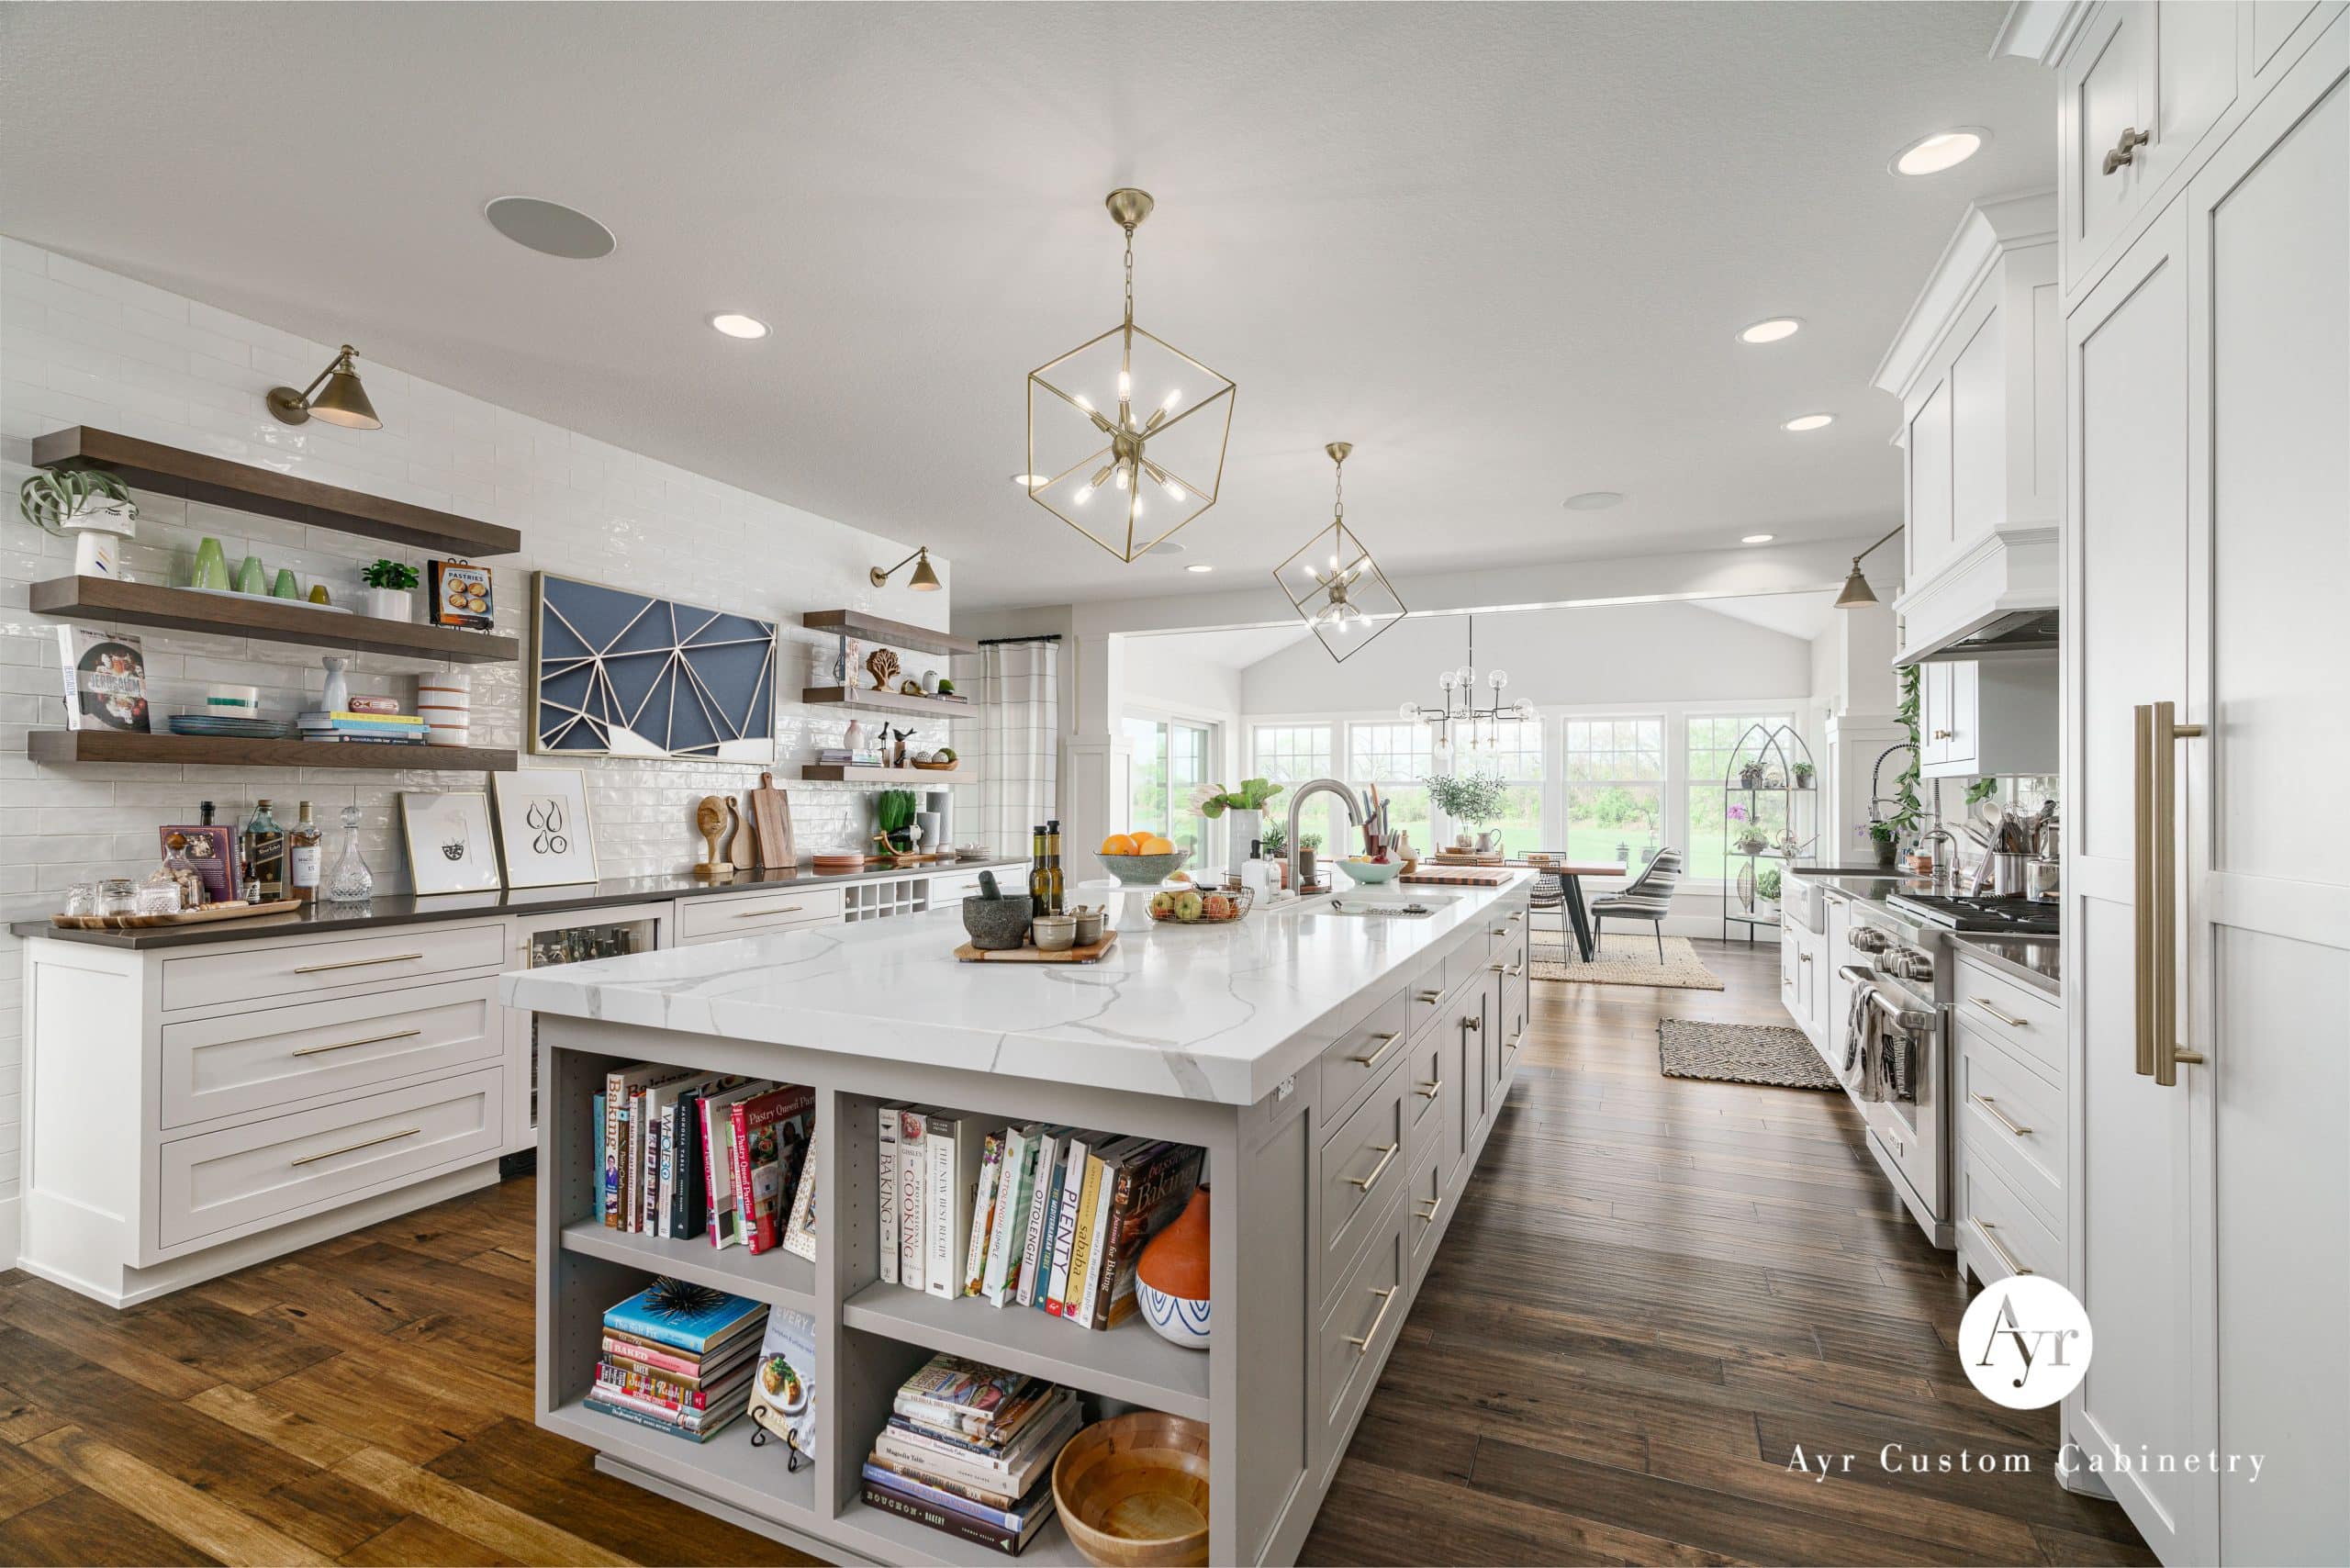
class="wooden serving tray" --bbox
[1399,866,1516,887]
[1427,851,1505,867]
[954,931,1119,964]
[51,899,305,930]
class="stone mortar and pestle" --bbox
[962,869,1034,950]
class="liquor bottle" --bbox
[287,800,322,902]
[1042,819,1066,915]
[198,800,216,827]
[240,799,285,902]
[1028,824,1049,911]
[322,804,375,903]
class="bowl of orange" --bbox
[1096,833,1192,886]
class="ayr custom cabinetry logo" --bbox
[1958,1275,2093,1410]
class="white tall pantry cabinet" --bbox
[2039,4,2349,1562]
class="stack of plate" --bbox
[169,714,297,739]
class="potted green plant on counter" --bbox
[875,788,920,853]
[1192,778,1284,884]
[1424,768,1508,851]
[362,558,420,622]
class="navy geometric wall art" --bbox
[530,573,778,760]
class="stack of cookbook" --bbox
[861,1354,1075,1554]
[588,1278,767,1442]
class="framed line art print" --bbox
[399,790,503,896]
[492,768,599,888]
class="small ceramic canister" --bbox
[1030,913,1077,953]
[415,667,472,747]
[1070,907,1103,946]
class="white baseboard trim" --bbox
[0,1193,18,1273]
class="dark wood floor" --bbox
[0,940,2151,1566]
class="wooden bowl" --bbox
[1051,1412,1210,1568]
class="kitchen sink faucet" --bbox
[1283,778,1366,893]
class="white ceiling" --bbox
[0,3,2050,610]
[1685,588,1841,643]
[1128,623,1313,673]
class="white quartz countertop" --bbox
[501,870,1534,1106]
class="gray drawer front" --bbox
[1317,1199,1407,1440]
[1318,1065,1407,1310]
[1404,1013,1448,1136]
[1315,989,1409,1130]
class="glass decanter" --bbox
[322,804,375,903]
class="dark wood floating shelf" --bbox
[33,427,521,558]
[801,608,978,659]
[798,764,972,785]
[30,729,517,773]
[799,685,973,718]
[31,577,520,665]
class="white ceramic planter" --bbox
[364,588,416,622]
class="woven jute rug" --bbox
[1656,1018,1840,1090]
[1529,931,1727,991]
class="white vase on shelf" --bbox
[319,655,350,715]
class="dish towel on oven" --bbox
[1841,978,1889,1101]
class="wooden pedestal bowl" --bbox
[1050,1411,1210,1567]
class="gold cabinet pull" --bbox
[734,904,806,918]
[1345,1286,1398,1350]
[1350,1031,1402,1069]
[292,1026,421,1058]
[1415,989,1442,1003]
[2142,701,2205,1087]
[1969,997,2028,1028]
[293,951,423,975]
[1349,1142,1400,1192]
[1931,728,1953,739]
[1491,925,1508,936]
[1969,1092,2032,1139]
[1416,1079,1443,1100]
[1415,1200,1438,1224]
[1461,1014,1483,1033]
[1972,1217,2031,1276]
[2102,125,2151,175]
[292,1126,420,1167]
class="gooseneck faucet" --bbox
[1283,778,1367,895]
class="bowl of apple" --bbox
[1145,885,1253,925]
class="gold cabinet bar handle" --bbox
[1350,1031,1402,1069]
[2132,704,2157,1077]
[291,1126,420,1167]
[293,951,423,975]
[1416,989,1443,1003]
[1505,960,1523,977]
[292,1027,421,1058]
[1345,1286,1399,1350]
[1931,728,1953,739]
[734,904,806,918]
[1969,997,2028,1028]
[1349,1142,1400,1191]
[1969,1092,2033,1139]
[1416,1200,1438,1224]
[1973,1217,2031,1276]
[2152,702,2204,1088]
[1416,1079,1443,1100]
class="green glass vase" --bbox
[191,537,230,590]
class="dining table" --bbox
[1510,857,1627,962]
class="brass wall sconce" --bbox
[870,545,942,592]
[266,344,383,430]
[1835,525,1902,609]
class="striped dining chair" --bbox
[1588,849,1684,963]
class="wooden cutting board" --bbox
[747,772,793,870]
[1399,866,1516,887]
[954,931,1119,964]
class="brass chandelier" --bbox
[1025,189,1237,562]
[1274,442,1406,664]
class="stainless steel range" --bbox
[1885,891,2060,936]
[1841,899,1959,1247]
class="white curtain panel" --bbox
[959,639,1059,859]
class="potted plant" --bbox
[1424,769,1508,851]
[1192,778,1285,884]
[1868,821,1901,868]
[362,559,420,622]
[20,470,140,579]
[1793,761,1815,789]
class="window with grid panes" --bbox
[1561,717,1666,868]
[1452,718,1544,855]
[1250,723,1345,859]
[1348,721,1436,857]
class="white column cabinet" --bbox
[2061,8,2349,1562]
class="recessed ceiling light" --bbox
[1890,129,1987,177]
[1742,533,1775,544]
[1782,413,1836,432]
[1011,473,1050,486]
[484,196,615,260]
[1186,564,1214,574]
[1737,317,1803,344]
[1563,490,1626,510]
[709,313,769,340]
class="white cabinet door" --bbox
[1908,377,1956,585]
[2066,199,2208,1562]
[2065,3,2157,293]
[1943,662,1980,775]
[2143,0,2241,192]
[2188,24,2350,1561]
[1920,662,1952,767]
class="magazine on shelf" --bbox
[746,1305,819,1461]
[56,626,149,733]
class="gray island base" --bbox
[510,872,1533,1565]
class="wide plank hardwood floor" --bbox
[0,939,2151,1566]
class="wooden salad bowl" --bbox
[1050,1411,1211,1567]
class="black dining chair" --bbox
[1525,858,1572,957]
[1588,848,1684,963]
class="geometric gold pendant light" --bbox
[1026,188,1237,561]
[1273,442,1407,664]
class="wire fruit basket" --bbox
[1144,885,1254,925]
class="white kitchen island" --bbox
[506,871,1534,1566]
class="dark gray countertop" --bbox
[11,857,1024,950]
[1953,934,2062,996]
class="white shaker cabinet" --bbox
[1919,653,2059,779]
[2061,9,2350,1562]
